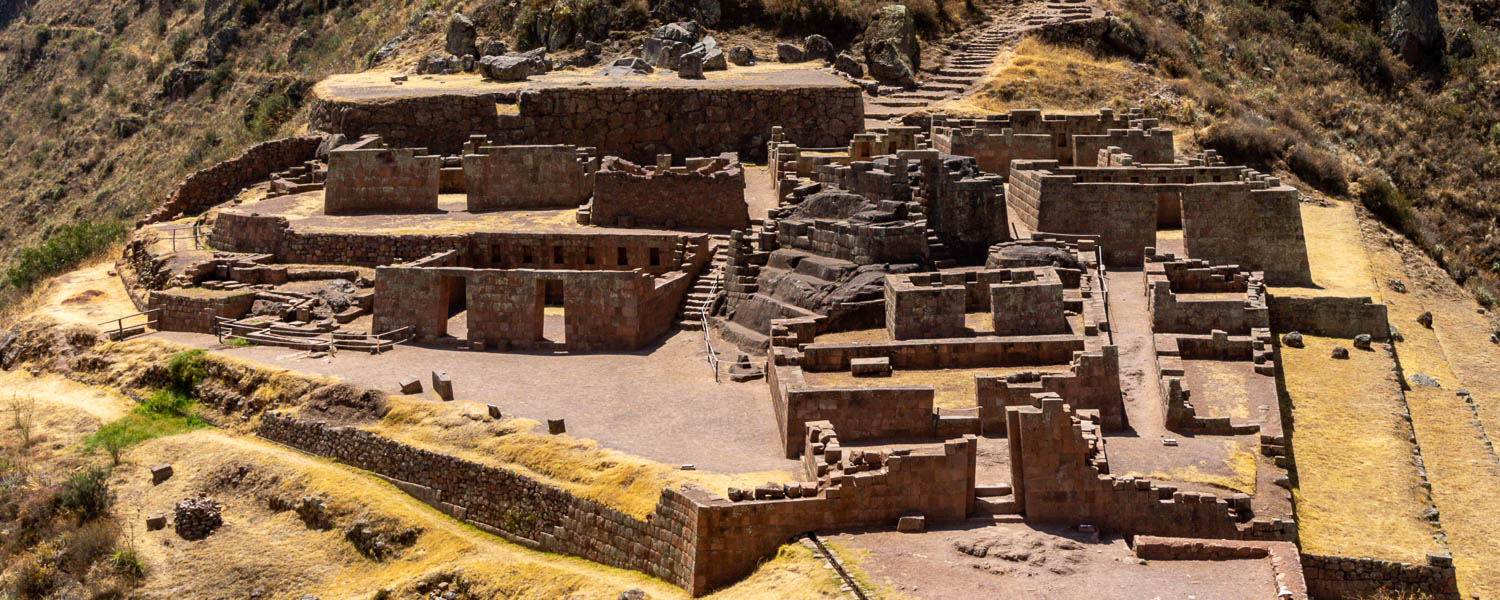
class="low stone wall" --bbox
[255,415,699,591]
[1134,536,1308,600]
[590,154,749,230]
[144,136,323,224]
[324,145,441,215]
[1267,295,1390,341]
[775,218,929,265]
[884,272,966,340]
[799,335,1085,371]
[1007,396,1296,541]
[147,289,256,333]
[976,347,1123,431]
[1300,552,1459,600]
[768,362,936,458]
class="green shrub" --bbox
[13,555,57,599]
[170,30,193,60]
[33,24,50,48]
[113,10,131,34]
[3,221,128,291]
[246,90,293,137]
[166,349,207,395]
[57,465,113,523]
[1285,143,1348,194]
[1357,170,1418,238]
[111,546,145,577]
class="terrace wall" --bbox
[463,145,595,210]
[590,154,750,230]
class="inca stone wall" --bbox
[799,335,1085,372]
[464,145,596,211]
[310,83,864,162]
[1071,127,1175,166]
[977,347,1124,431]
[1006,396,1297,541]
[147,289,256,333]
[1300,552,1460,600]
[144,135,323,224]
[324,146,441,215]
[1267,295,1391,341]
[769,359,937,457]
[590,154,750,230]
[884,272,967,340]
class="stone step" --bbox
[968,514,1026,525]
[917,84,967,93]
[674,319,704,331]
[938,68,989,77]
[974,496,1020,515]
[931,76,978,85]
[976,484,1013,497]
[871,99,929,108]
[891,92,957,101]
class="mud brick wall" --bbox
[1300,553,1460,600]
[800,335,1085,371]
[976,347,1123,431]
[147,290,255,333]
[144,136,323,224]
[767,363,936,457]
[1071,128,1175,166]
[884,273,966,340]
[1134,537,1309,600]
[931,127,1054,179]
[591,154,750,230]
[1181,184,1313,286]
[254,415,699,591]
[324,147,441,215]
[1007,163,1157,266]
[464,145,595,210]
[1267,295,1390,341]
[990,269,1068,336]
[1006,397,1296,541]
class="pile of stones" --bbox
[174,494,225,540]
[640,21,731,79]
[415,12,554,82]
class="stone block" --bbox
[486,404,503,419]
[151,464,174,485]
[850,356,892,377]
[399,377,423,394]
[431,370,454,400]
[897,512,926,532]
[548,418,567,435]
[145,514,167,531]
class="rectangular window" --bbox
[649,247,661,267]
[617,247,628,266]
[553,246,564,265]
[585,247,597,265]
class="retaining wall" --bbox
[144,136,323,224]
[1267,295,1390,341]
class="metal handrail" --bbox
[98,308,160,341]
[1096,243,1113,346]
[156,223,205,252]
[701,269,723,383]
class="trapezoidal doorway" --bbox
[540,278,566,346]
[439,274,467,340]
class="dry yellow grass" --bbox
[1271,200,1381,299]
[936,38,1159,115]
[1129,439,1258,495]
[802,366,1067,409]
[1279,335,1437,563]
[365,396,792,518]
[1363,232,1500,598]
[1184,360,1252,420]
[6,372,849,600]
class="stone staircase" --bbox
[970,483,1024,524]
[674,235,731,331]
[865,0,1102,123]
[908,199,959,269]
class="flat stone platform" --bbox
[314,65,859,102]
[309,66,865,161]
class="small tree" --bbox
[58,464,113,523]
[7,394,38,449]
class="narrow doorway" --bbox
[439,275,468,339]
[541,278,565,343]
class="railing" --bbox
[98,309,160,341]
[701,269,723,383]
[157,223,206,252]
[1096,243,1113,346]
[212,318,414,354]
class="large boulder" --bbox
[690,35,727,71]
[1384,0,1444,67]
[446,12,477,58]
[656,21,702,45]
[863,5,919,87]
[643,37,691,69]
[727,44,755,65]
[678,48,706,79]
[416,53,462,75]
[158,62,208,99]
[776,42,805,63]
[476,36,508,58]
[599,57,654,77]
[804,34,835,63]
[478,55,546,82]
[834,52,863,78]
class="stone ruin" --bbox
[121,83,1441,597]
[173,494,225,540]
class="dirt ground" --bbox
[153,328,798,475]
[835,522,1278,600]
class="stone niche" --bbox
[324,135,440,215]
[588,153,749,230]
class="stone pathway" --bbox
[865,0,1103,124]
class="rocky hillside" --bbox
[1027,0,1500,307]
